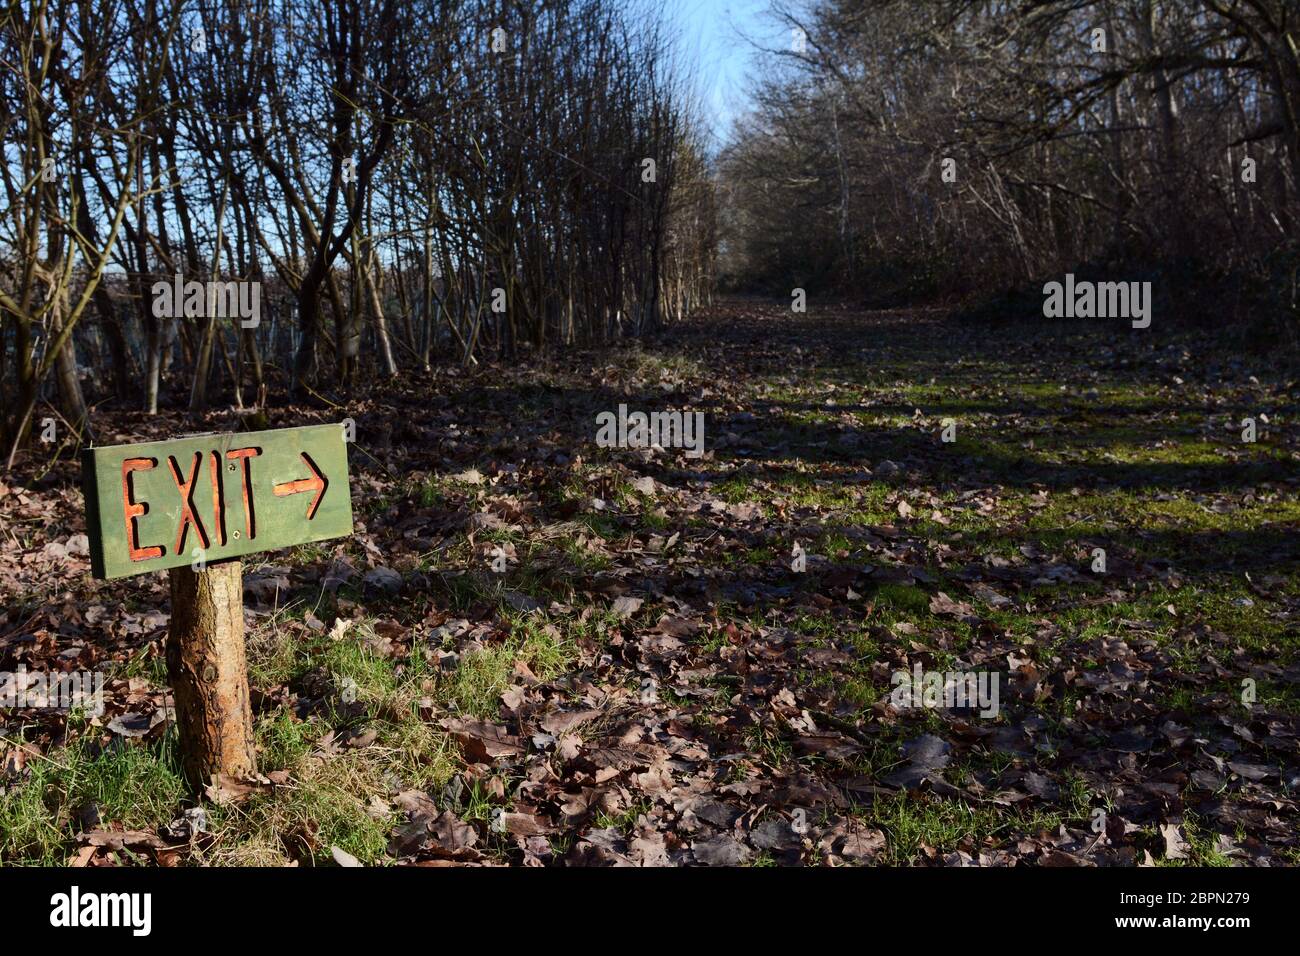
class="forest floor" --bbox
[2,300,1299,866]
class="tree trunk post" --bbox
[167,559,258,790]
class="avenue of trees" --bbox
[719,0,1300,318]
[0,0,718,463]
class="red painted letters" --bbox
[121,458,164,562]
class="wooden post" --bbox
[166,559,257,789]
[81,425,353,787]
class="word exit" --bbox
[81,424,352,579]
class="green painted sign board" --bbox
[81,423,353,580]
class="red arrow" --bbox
[273,452,327,519]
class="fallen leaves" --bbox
[609,595,643,619]
[441,717,526,762]
[3,301,1299,870]
[928,591,977,621]
[883,734,952,790]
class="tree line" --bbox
[1,0,718,465]
[719,0,1299,324]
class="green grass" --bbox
[440,615,577,719]
[0,722,187,865]
[858,791,1062,866]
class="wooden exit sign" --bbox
[81,423,353,580]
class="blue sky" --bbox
[660,0,778,146]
